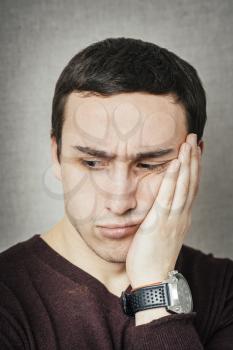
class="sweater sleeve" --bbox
[205,259,233,350]
[125,312,204,349]
[0,312,25,350]
[0,282,33,350]
[124,258,233,350]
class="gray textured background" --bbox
[0,0,232,259]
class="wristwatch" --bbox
[120,270,193,317]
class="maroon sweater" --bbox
[0,234,233,349]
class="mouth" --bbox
[97,224,139,239]
[96,221,141,229]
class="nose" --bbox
[105,165,137,215]
[106,195,137,216]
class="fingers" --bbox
[147,133,201,226]
[169,142,191,216]
[153,158,181,219]
[185,134,200,210]
[138,158,181,235]
[169,133,201,218]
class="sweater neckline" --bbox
[26,233,183,305]
[26,234,133,301]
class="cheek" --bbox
[61,164,86,197]
[137,172,164,204]
[61,165,99,222]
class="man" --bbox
[0,37,232,349]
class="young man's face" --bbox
[52,92,189,263]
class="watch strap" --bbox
[121,283,170,317]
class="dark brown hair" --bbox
[51,37,207,163]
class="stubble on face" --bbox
[58,92,188,264]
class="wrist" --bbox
[121,270,193,318]
[130,271,172,290]
[131,280,163,292]
[135,307,170,326]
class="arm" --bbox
[124,259,233,350]
[127,311,203,349]
[123,133,203,348]
[122,132,233,348]
[0,282,29,350]
[205,259,233,350]
[0,313,25,350]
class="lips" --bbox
[97,224,139,239]
[97,222,140,229]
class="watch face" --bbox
[167,272,193,313]
[177,274,193,313]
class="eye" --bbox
[80,160,105,170]
[80,160,168,172]
[136,163,168,171]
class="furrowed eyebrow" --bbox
[72,145,175,160]
[135,149,174,160]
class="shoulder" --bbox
[180,245,233,343]
[0,235,41,314]
[180,244,233,276]
[0,235,37,292]
[0,239,35,347]
[0,239,27,276]
[180,244,233,289]
[180,244,233,324]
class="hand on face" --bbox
[125,133,202,289]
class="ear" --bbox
[197,139,204,156]
[51,136,62,181]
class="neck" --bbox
[41,215,131,296]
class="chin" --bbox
[93,243,129,264]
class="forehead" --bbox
[62,92,187,150]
